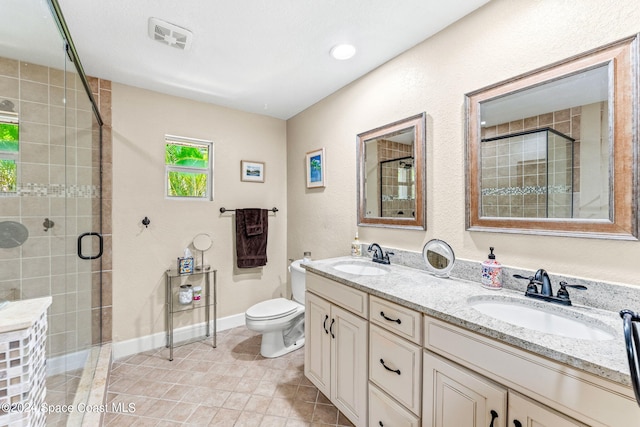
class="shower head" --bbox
[0,99,16,113]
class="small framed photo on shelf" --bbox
[306,148,326,188]
[177,256,194,274]
[241,160,265,183]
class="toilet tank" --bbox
[289,260,306,304]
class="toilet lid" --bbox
[246,298,300,321]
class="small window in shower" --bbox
[165,135,213,200]
[0,112,19,194]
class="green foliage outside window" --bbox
[165,141,210,198]
[0,122,18,193]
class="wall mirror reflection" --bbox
[357,113,426,229]
[466,35,638,239]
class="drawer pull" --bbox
[380,311,402,324]
[489,410,498,427]
[379,358,401,375]
[323,314,329,334]
[513,421,522,427]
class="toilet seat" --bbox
[246,298,300,321]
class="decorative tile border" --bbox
[481,185,572,196]
[0,184,100,198]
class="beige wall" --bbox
[112,83,287,342]
[287,0,640,286]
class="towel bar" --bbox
[219,207,278,213]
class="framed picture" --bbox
[177,256,194,274]
[241,160,265,183]
[306,148,326,188]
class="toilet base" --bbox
[260,331,305,358]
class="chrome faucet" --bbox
[368,243,394,265]
[513,269,587,306]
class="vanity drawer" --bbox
[370,295,422,345]
[306,272,368,318]
[369,383,420,427]
[369,324,421,415]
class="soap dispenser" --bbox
[351,232,362,257]
[481,247,502,290]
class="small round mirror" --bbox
[423,239,455,278]
[193,233,212,251]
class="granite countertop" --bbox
[303,256,630,387]
[0,297,52,334]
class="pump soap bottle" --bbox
[481,247,502,290]
[351,232,362,257]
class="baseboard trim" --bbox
[111,313,245,360]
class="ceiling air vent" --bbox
[148,17,193,50]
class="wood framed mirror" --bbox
[465,35,638,239]
[357,113,426,229]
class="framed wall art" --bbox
[306,148,325,188]
[241,160,265,183]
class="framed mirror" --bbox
[357,113,426,229]
[465,35,638,239]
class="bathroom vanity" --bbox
[303,257,639,427]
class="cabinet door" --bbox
[304,292,331,397]
[423,351,507,427]
[508,392,588,427]
[332,304,368,427]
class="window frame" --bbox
[164,134,214,201]
[0,113,19,195]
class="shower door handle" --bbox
[77,232,103,260]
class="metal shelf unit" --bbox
[165,266,217,361]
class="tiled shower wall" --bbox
[377,139,414,218]
[0,57,112,360]
[480,107,581,218]
[89,76,112,346]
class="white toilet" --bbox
[245,259,306,358]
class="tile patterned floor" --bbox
[102,327,355,426]
[46,370,82,426]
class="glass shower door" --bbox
[0,0,103,425]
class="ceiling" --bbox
[53,0,489,119]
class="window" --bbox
[0,113,19,194]
[165,135,213,200]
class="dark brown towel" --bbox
[236,209,268,268]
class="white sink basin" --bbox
[333,261,388,276]
[468,296,615,341]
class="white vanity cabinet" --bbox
[423,316,639,427]
[422,351,507,427]
[508,392,587,427]
[304,273,368,427]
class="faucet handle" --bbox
[556,281,587,301]
[513,274,543,294]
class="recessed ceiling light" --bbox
[330,44,356,60]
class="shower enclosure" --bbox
[480,127,575,219]
[0,0,106,425]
